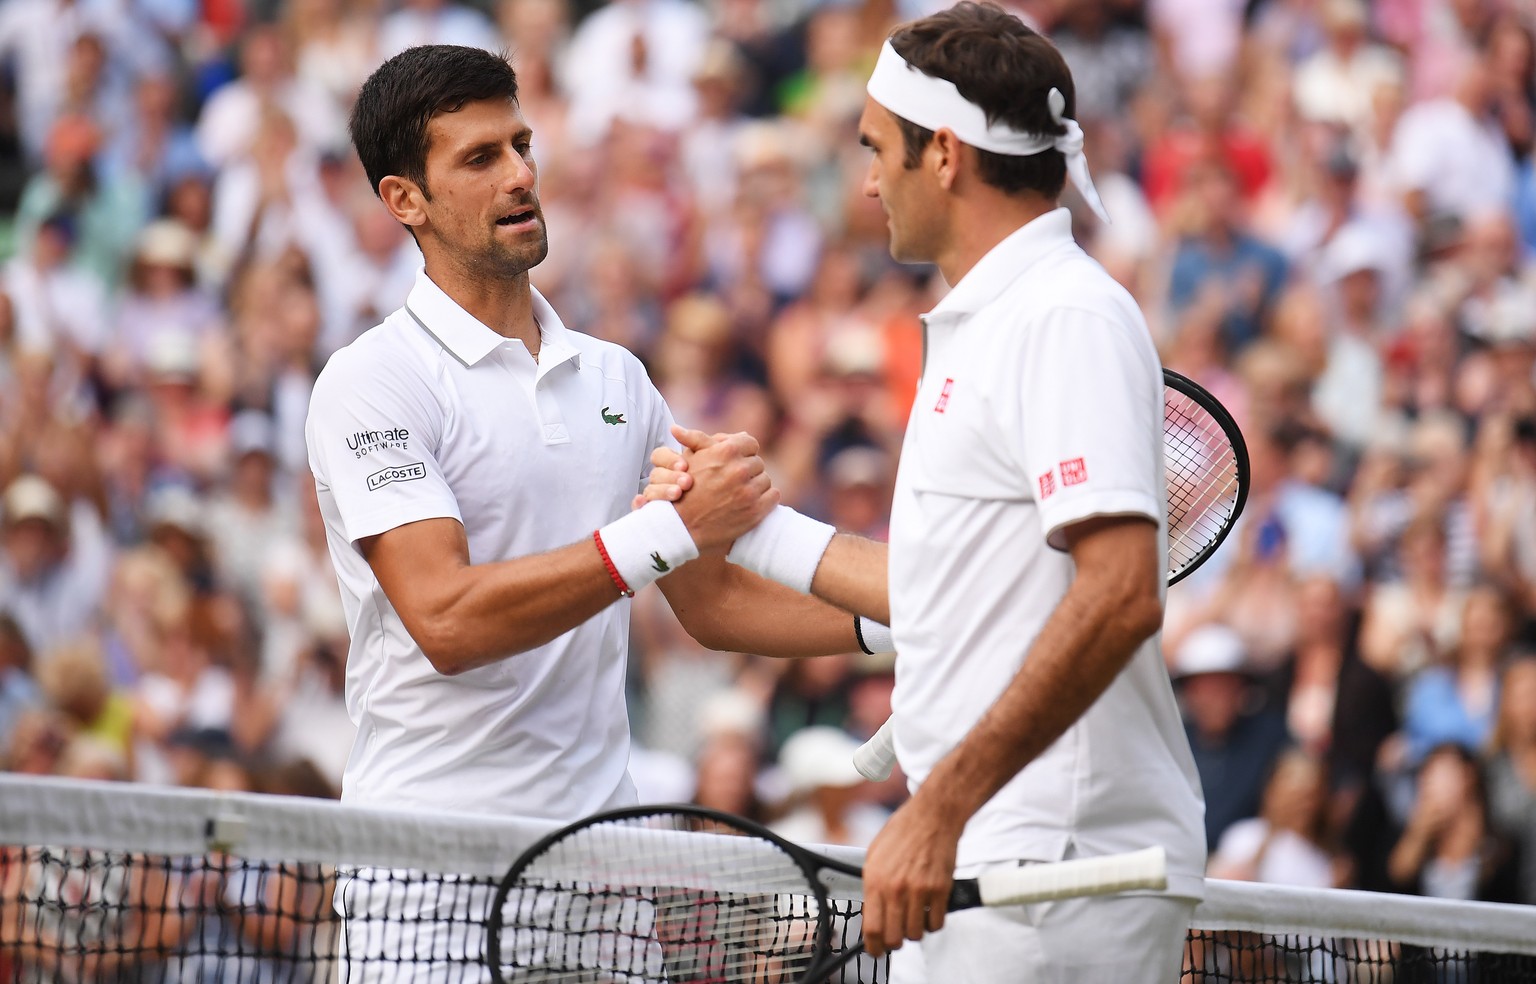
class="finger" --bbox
[645,467,690,490]
[631,494,644,511]
[650,446,686,470]
[739,454,766,478]
[862,890,888,958]
[671,425,718,451]
[720,431,762,457]
[903,893,928,944]
[642,484,683,502]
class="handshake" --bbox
[594,423,839,602]
[631,425,783,556]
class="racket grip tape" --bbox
[959,846,1168,909]
[852,718,898,782]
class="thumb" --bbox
[671,425,718,452]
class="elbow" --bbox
[414,618,482,676]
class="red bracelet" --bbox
[593,530,634,597]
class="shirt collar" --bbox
[404,268,582,371]
[926,207,1076,320]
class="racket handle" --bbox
[852,717,898,782]
[970,846,1167,908]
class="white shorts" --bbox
[888,878,1194,984]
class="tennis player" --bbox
[307,45,883,980]
[645,5,1206,980]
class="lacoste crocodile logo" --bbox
[602,407,626,425]
[651,551,669,573]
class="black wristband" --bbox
[853,614,874,656]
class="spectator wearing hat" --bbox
[0,474,111,656]
[204,411,295,609]
[769,725,888,848]
[1293,0,1405,133]
[108,218,222,385]
[1176,622,1290,849]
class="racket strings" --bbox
[493,815,833,983]
[1163,391,1242,576]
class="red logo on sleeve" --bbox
[1060,457,1088,486]
[1038,470,1055,499]
[934,378,955,413]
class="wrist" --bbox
[855,616,894,655]
[726,505,836,594]
[595,501,699,597]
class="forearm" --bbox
[810,533,891,625]
[661,556,862,657]
[912,573,1161,822]
[402,538,623,674]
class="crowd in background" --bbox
[3,0,1536,932]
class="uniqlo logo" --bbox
[934,378,955,413]
[1060,457,1088,486]
[1038,470,1055,499]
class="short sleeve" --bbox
[305,352,462,543]
[1014,309,1163,551]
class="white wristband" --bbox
[855,617,894,655]
[726,505,836,594]
[597,501,699,594]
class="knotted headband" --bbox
[865,40,1110,223]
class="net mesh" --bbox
[3,778,1535,983]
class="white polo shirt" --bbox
[888,208,1206,898]
[305,270,674,819]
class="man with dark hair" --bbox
[645,4,1203,979]
[307,44,876,979]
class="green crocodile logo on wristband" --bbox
[650,551,670,573]
[602,407,626,425]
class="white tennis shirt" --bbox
[888,208,1207,898]
[305,270,673,818]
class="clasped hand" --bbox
[634,425,778,553]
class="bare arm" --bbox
[658,554,863,657]
[860,515,1164,956]
[364,434,777,676]
[810,534,890,625]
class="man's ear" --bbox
[931,128,962,191]
[379,175,428,229]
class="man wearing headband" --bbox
[642,4,1203,980]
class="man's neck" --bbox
[934,193,1057,287]
[424,261,540,359]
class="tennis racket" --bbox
[852,367,1249,783]
[484,804,1166,984]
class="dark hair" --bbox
[887,2,1073,197]
[349,45,520,200]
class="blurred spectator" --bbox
[769,725,887,847]
[1488,657,1536,903]
[13,114,150,290]
[1400,585,1514,766]
[1050,0,1152,124]
[1292,0,1404,133]
[195,24,345,168]
[1387,54,1516,229]
[0,616,40,763]
[563,0,710,144]
[379,0,500,57]
[1208,750,1348,888]
[1387,743,1518,901]
[1166,161,1289,355]
[0,474,111,656]
[3,211,110,361]
[1176,623,1290,849]
[34,637,132,760]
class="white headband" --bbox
[865,40,1110,224]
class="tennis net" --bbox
[3,775,1535,983]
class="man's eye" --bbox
[516,142,532,156]
[467,155,488,166]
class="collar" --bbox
[404,268,582,372]
[926,207,1075,320]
